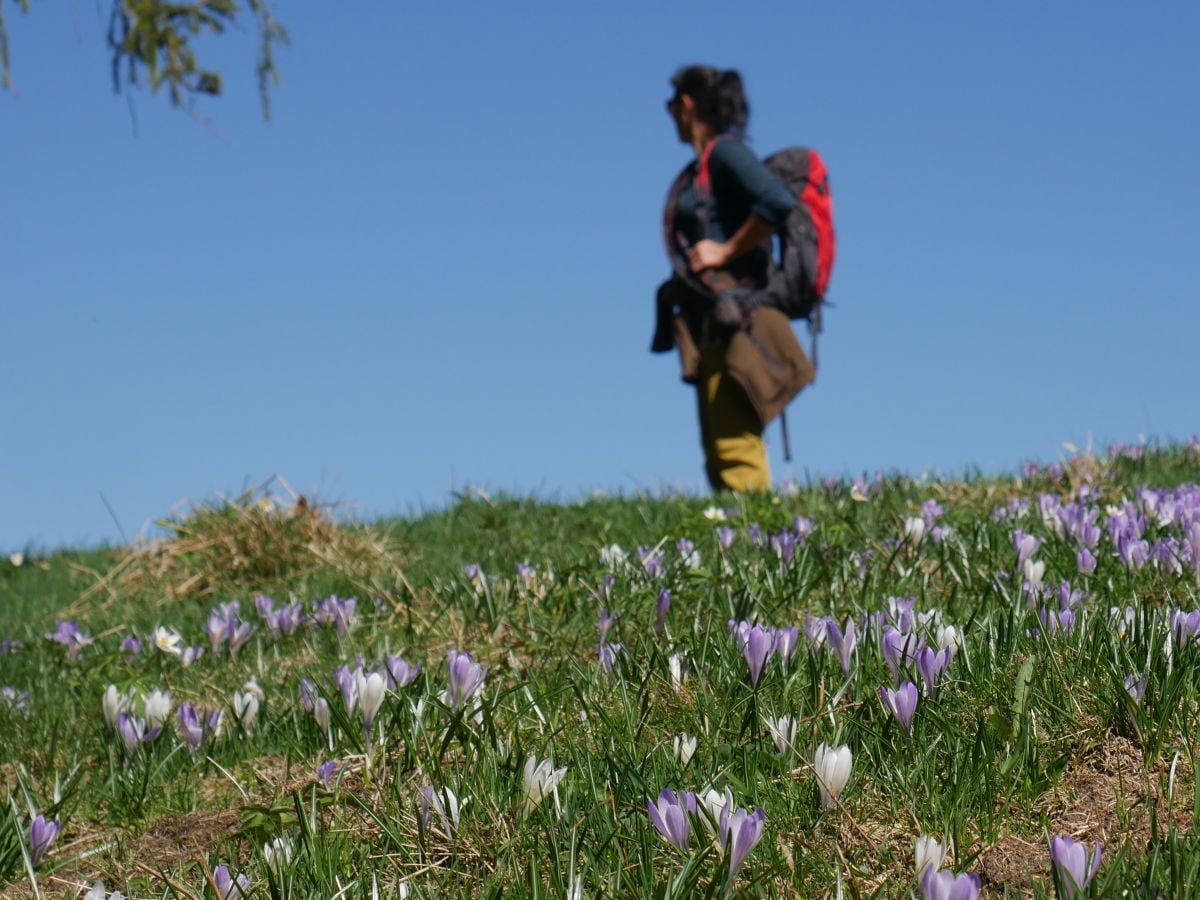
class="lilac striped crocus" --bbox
[28,814,61,866]
[880,682,919,736]
[444,649,487,712]
[647,789,696,849]
[1050,834,1102,899]
[741,624,775,686]
[826,617,858,677]
[917,646,951,698]
[385,654,421,689]
[883,627,922,685]
[920,867,981,900]
[720,804,766,879]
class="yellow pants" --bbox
[696,345,770,492]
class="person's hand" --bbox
[688,239,731,271]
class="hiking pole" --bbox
[780,408,792,463]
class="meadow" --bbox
[2,440,1199,898]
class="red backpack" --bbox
[664,141,836,349]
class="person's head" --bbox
[666,65,750,142]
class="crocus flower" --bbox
[355,669,387,734]
[667,653,687,691]
[883,627,922,685]
[420,785,465,837]
[599,642,623,674]
[716,525,737,549]
[83,882,124,900]
[742,624,775,686]
[814,743,852,811]
[1124,674,1147,703]
[914,835,947,876]
[1013,530,1042,570]
[720,804,766,879]
[152,626,182,656]
[46,619,92,656]
[522,754,566,814]
[385,654,421,689]
[444,649,487,713]
[179,703,205,756]
[826,617,857,677]
[317,760,338,787]
[28,813,61,865]
[213,864,252,899]
[142,689,172,730]
[647,789,695,849]
[655,589,671,634]
[917,646,951,698]
[763,714,797,756]
[597,609,615,645]
[121,636,141,657]
[1050,834,1102,898]
[117,712,161,755]
[102,685,132,731]
[232,691,260,733]
[921,867,981,900]
[880,682,919,736]
[1077,548,1097,575]
[673,733,697,766]
[262,835,295,870]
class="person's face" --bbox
[666,92,694,144]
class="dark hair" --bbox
[670,65,750,138]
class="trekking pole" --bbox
[780,408,792,463]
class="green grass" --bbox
[1,441,1199,897]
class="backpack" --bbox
[666,141,836,332]
[755,147,836,325]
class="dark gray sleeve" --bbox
[710,139,795,227]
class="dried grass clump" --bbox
[94,477,406,607]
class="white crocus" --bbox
[313,697,331,732]
[764,714,798,757]
[696,786,734,850]
[914,835,947,876]
[102,685,132,731]
[598,544,627,568]
[142,689,172,729]
[263,835,295,870]
[1023,558,1045,589]
[814,743,853,811]
[522,754,567,814]
[904,517,927,544]
[673,733,697,766]
[232,691,260,733]
[355,670,387,731]
[667,654,687,692]
[152,626,183,656]
[935,624,963,654]
[420,785,466,837]
[702,505,727,521]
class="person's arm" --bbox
[688,214,777,270]
[687,140,793,271]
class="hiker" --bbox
[652,65,815,492]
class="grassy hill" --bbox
[1,441,1198,897]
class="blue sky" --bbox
[3,2,1198,552]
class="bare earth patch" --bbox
[978,732,1193,893]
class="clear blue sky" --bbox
[3,2,1198,552]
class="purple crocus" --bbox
[917,646,951,698]
[120,636,142,658]
[179,703,205,756]
[599,642,623,674]
[920,867,981,900]
[720,804,766,879]
[333,665,358,714]
[1170,609,1200,648]
[1013,530,1042,571]
[1050,834,1102,899]
[716,526,737,550]
[882,627,922,685]
[1077,548,1097,575]
[316,760,339,787]
[647,789,696,850]
[597,609,615,645]
[45,620,91,657]
[385,653,421,689]
[28,814,61,866]
[742,624,775,686]
[213,864,252,899]
[655,589,671,634]
[773,626,799,663]
[880,682,919,736]
[445,649,487,712]
[826,617,858,677]
[117,712,161,756]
